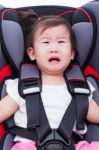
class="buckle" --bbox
[20,78,41,97]
[42,141,65,150]
[38,129,72,150]
[68,80,90,95]
[65,63,90,95]
[19,63,41,97]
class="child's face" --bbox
[27,25,75,76]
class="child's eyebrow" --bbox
[57,36,69,39]
[40,36,51,40]
[42,35,68,38]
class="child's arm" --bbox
[0,95,19,123]
[87,99,99,123]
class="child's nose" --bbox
[49,43,59,53]
[49,49,58,53]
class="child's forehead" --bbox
[34,25,70,37]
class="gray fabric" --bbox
[0,5,5,69]
[2,20,24,70]
[0,83,7,99]
[87,76,99,105]
[66,64,84,80]
[85,124,99,142]
[72,22,93,66]
[84,76,99,142]
[3,133,14,150]
[21,65,39,79]
[84,2,99,72]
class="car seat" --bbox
[0,1,99,149]
[83,1,99,83]
[0,5,76,150]
[72,0,99,142]
[0,5,12,141]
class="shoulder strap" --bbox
[66,63,90,130]
[58,63,90,140]
[19,62,51,138]
[58,93,77,140]
[65,63,89,129]
[19,63,41,128]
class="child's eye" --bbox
[43,41,49,44]
[58,41,65,43]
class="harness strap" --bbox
[18,62,89,147]
[9,126,37,141]
[65,63,90,130]
[58,95,77,140]
[25,94,40,128]
[36,95,51,142]
[19,63,41,128]
[37,96,76,150]
[9,95,51,142]
[19,63,52,142]
[76,94,88,130]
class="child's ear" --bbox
[71,50,75,60]
[27,47,36,61]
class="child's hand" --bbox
[87,99,99,123]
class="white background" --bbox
[0,0,91,8]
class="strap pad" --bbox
[19,63,41,98]
[65,64,90,95]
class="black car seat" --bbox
[0,4,12,141]
[0,1,99,149]
[83,1,99,83]
[72,0,99,142]
[0,7,28,147]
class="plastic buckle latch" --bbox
[20,78,41,97]
[68,80,90,95]
[38,129,72,150]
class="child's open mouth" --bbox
[48,57,60,64]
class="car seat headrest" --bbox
[0,6,94,73]
[72,8,94,68]
[1,20,24,71]
[83,1,99,73]
[0,7,75,73]
[0,5,7,69]
[1,9,24,72]
[72,22,93,67]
